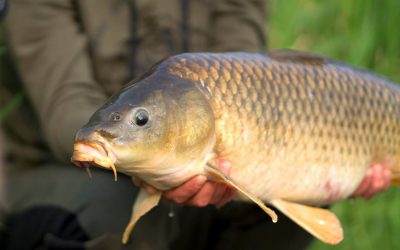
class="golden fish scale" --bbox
[166,53,400,205]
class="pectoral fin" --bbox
[205,163,278,223]
[122,188,162,244]
[270,199,343,245]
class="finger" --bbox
[186,182,216,207]
[210,159,232,205]
[367,163,392,198]
[364,164,387,200]
[216,187,236,208]
[210,183,228,205]
[383,168,392,190]
[352,167,373,198]
[163,175,207,204]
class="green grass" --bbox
[268,0,400,249]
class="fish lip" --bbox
[71,140,119,181]
[71,140,116,169]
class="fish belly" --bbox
[227,148,369,206]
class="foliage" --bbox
[269,0,400,81]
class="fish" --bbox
[71,50,400,245]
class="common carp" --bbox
[71,50,400,245]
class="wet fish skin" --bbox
[71,50,400,244]
[165,51,400,205]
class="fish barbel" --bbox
[71,50,400,245]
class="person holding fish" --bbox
[0,0,393,249]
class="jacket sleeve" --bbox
[4,0,107,162]
[211,0,267,52]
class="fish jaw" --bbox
[71,142,118,181]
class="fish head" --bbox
[72,71,215,188]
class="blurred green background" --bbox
[1,0,400,249]
[268,0,400,249]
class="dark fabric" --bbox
[2,204,313,250]
[0,227,5,250]
[4,165,313,250]
[3,206,89,250]
[171,203,313,250]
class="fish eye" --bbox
[133,109,149,126]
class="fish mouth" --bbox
[71,141,118,181]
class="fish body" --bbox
[72,50,400,244]
[165,51,400,205]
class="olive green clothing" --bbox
[2,0,267,167]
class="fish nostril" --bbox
[96,130,118,139]
[111,112,122,121]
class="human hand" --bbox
[132,159,236,208]
[351,163,392,200]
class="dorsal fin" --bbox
[266,50,325,66]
